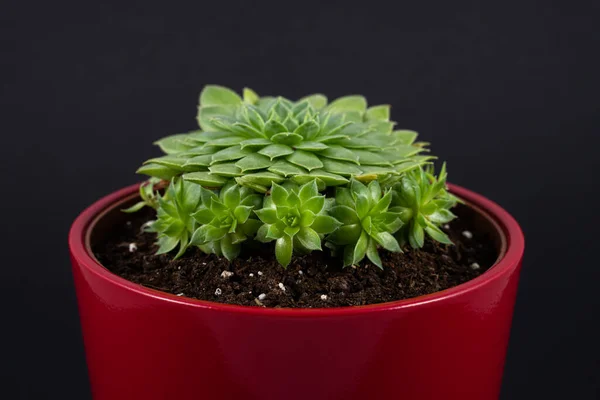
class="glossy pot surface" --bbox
[69,183,524,400]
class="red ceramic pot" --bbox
[69,183,524,400]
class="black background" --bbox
[2,0,599,398]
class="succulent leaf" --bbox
[243,87,260,105]
[122,178,162,213]
[200,85,243,107]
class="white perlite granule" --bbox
[249,273,254,277]
[443,224,450,230]
[462,230,473,239]
[298,270,303,275]
[320,294,328,300]
[470,262,481,270]
[278,282,286,292]
[258,293,266,300]
[257,271,263,276]
[220,271,234,279]
[128,243,137,252]
[176,293,184,297]
[214,288,222,296]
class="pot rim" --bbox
[69,183,524,317]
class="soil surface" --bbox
[94,205,498,308]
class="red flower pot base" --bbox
[70,183,524,400]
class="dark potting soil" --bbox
[94,205,498,308]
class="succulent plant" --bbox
[138,85,433,192]
[131,85,459,267]
[390,163,458,248]
[189,180,262,260]
[254,180,341,267]
[122,178,162,213]
[327,179,404,268]
[149,178,202,258]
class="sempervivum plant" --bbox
[132,85,461,268]
[138,85,432,192]
[327,179,403,268]
[391,163,459,248]
[149,178,202,258]
[189,181,262,260]
[254,180,341,267]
